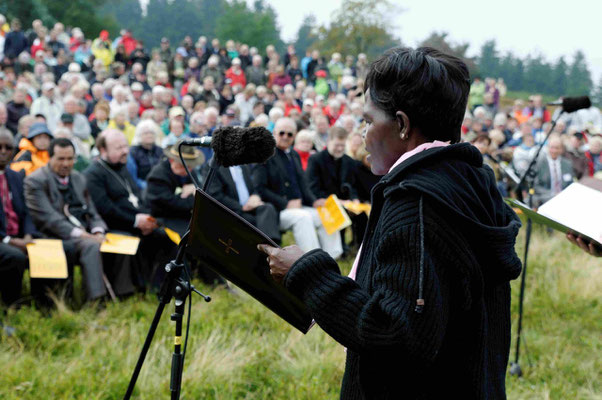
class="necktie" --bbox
[553,161,562,194]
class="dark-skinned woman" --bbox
[259,47,522,399]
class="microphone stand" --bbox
[509,109,564,378]
[124,144,218,400]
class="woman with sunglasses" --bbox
[260,47,522,399]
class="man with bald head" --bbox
[84,129,174,288]
[253,117,342,259]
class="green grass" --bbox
[1,228,600,399]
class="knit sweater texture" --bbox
[284,143,522,399]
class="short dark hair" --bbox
[95,133,107,151]
[365,47,470,143]
[328,126,349,141]
[49,138,75,157]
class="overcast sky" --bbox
[260,0,601,84]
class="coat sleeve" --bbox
[145,172,194,217]
[75,173,107,233]
[252,162,288,211]
[12,172,38,236]
[207,170,244,214]
[306,154,327,199]
[283,194,452,365]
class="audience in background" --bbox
[0,16,599,308]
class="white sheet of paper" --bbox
[538,183,602,244]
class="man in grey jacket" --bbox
[24,138,107,300]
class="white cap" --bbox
[42,82,56,91]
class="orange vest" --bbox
[10,138,50,176]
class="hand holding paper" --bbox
[257,244,304,284]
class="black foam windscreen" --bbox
[562,96,591,113]
[211,126,276,167]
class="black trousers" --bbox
[0,243,27,306]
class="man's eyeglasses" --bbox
[278,131,294,138]
[0,144,14,151]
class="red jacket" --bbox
[225,67,246,88]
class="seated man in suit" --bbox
[0,130,37,306]
[253,117,342,259]
[533,135,574,206]
[307,126,359,200]
[207,163,280,243]
[306,126,366,250]
[24,138,108,301]
[145,143,203,236]
[145,142,224,285]
[84,129,176,289]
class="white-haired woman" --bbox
[128,119,164,190]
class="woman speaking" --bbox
[259,47,522,399]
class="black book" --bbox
[186,189,313,333]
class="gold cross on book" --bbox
[218,238,239,255]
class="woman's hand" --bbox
[567,233,602,257]
[258,244,305,284]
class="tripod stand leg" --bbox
[170,296,186,400]
[511,216,532,377]
[123,300,167,399]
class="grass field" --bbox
[1,227,600,399]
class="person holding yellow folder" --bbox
[84,129,176,288]
[307,126,367,250]
[24,138,109,301]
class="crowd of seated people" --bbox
[0,15,601,310]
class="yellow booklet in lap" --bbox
[27,239,69,279]
[317,194,352,235]
[100,233,141,255]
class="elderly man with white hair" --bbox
[253,117,343,259]
[109,85,131,118]
[30,81,63,131]
[245,54,266,86]
[63,94,92,142]
[200,55,223,88]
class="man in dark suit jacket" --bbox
[307,126,359,200]
[145,145,203,236]
[207,164,280,243]
[24,138,108,301]
[533,136,574,206]
[307,126,366,249]
[253,117,342,259]
[84,129,175,289]
[0,130,38,306]
[145,143,224,285]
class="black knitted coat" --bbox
[284,143,522,399]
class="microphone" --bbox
[210,126,276,167]
[547,96,591,113]
[181,136,212,146]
